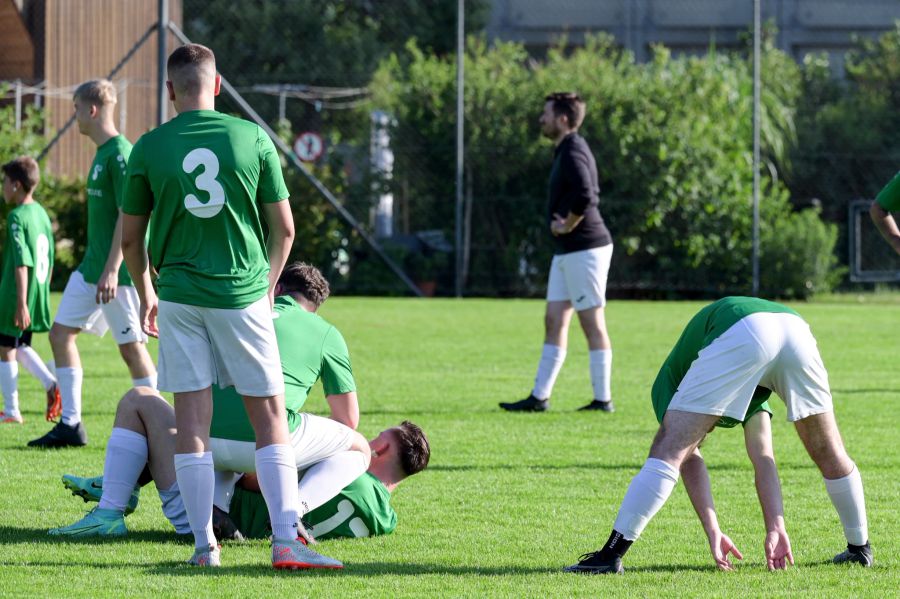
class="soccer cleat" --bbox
[271,537,343,570]
[1,413,24,424]
[45,384,62,421]
[578,399,615,412]
[212,505,245,542]
[61,474,140,516]
[27,420,87,448]
[833,542,873,567]
[187,544,221,567]
[48,507,127,538]
[563,551,625,574]
[499,394,549,412]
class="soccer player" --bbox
[565,297,872,574]
[500,93,615,413]
[0,157,56,424]
[29,80,156,448]
[227,421,430,541]
[869,170,900,254]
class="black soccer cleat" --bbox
[578,399,615,412]
[212,506,246,542]
[564,551,624,574]
[27,420,88,448]
[833,542,873,567]
[499,394,549,412]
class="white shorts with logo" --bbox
[210,412,355,473]
[668,312,833,422]
[156,295,284,396]
[54,270,146,344]
[546,243,613,311]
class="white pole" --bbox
[157,0,168,125]
[455,0,465,298]
[752,0,761,296]
[14,80,22,131]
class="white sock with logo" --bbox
[16,345,56,390]
[297,450,370,514]
[589,349,613,401]
[174,451,216,549]
[613,458,680,540]
[255,444,300,540]
[58,367,83,426]
[98,427,148,512]
[0,360,20,418]
[532,344,566,400]
[824,465,869,546]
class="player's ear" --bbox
[166,80,176,103]
[273,282,284,297]
[213,74,221,97]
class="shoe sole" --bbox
[62,478,138,515]
[49,526,127,538]
[273,561,343,570]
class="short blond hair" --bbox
[73,79,117,106]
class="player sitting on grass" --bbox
[566,297,872,574]
[0,157,58,424]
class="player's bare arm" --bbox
[326,392,360,430]
[681,446,744,570]
[743,411,794,570]
[96,210,125,304]
[262,200,295,307]
[121,212,157,337]
[13,265,31,331]
[868,201,900,255]
[550,212,584,236]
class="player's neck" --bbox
[367,462,402,493]
[15,193,34,206]
[553,129,576,147]
[90,123,119,147]
[175,94,216,113]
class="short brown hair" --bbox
[277,262,330,308]
[167,43,216,95]
[2,156,40,193]
[545,92,586,129]
[73,79,117,106]
[395,421,430,476]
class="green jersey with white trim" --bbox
[0,202,54,336]
[122,110,289,308]
[651,296,800,428]
[209,295,356,442]
[229,472,398,540]
[79,135,132,286]
[876,171,900,212]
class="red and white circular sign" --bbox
[293,131,324,163]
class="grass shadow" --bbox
[0,525,189,545]
[145,561,558,578]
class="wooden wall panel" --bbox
[0,0,35,80]
[43,0,181,178]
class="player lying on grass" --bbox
[566,297,872,574]
[49,263,364,569]
[58,420,429,541]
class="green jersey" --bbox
[122,110,290,309]
[229,472,398,540]
[79,135,133,286]
[876,171,900,211]
[209,295,355,442]
[652,296,800,428]
[0,202,54,336]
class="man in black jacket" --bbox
[501,93,614,413]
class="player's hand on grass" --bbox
[764,528,794,571]
[14,303,30,331]
[96,267,118,304]
[708,530,744,571]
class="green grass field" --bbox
[0,296,897,597]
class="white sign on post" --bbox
[293,131,324,163]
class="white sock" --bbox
[132,373,157,389]
[255,444,300,540]
[532,344,566,400]
[174,451,216,549]
[58,367,83,426]
[159,481,191,534]
[824,465,869,546]
[613,458,680,540]
[297,450,370,514]
[0,361,20,418]
[213,470,243,512]
[16,346,56,390]
[98,428,148,512]
[589,349,613,401]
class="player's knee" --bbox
[48,324,74,349]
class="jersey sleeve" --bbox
[561,148,594,216]
[108,149,129,210]
[321,327,356,396]
[8,212,34,267]
[876,171,900,212]
[256,128,290,204]
[122,138,154,215]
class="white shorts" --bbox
[54,270,146,344]
[210,413,355,473]
[156,296,284,396]
[669,312,833,422]
[546,244,613,311]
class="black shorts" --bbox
[0,330,33,348]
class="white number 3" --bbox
[182,148,226,218]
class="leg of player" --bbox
[794,412,872,566]
[565,410,719,574]
[297,431,372,515]
[117,341,157,389]
[15,344,60,420]
[575,305,614,412]
[31,323,87,446]
[500,300,572,412]
[0,345,22,423]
